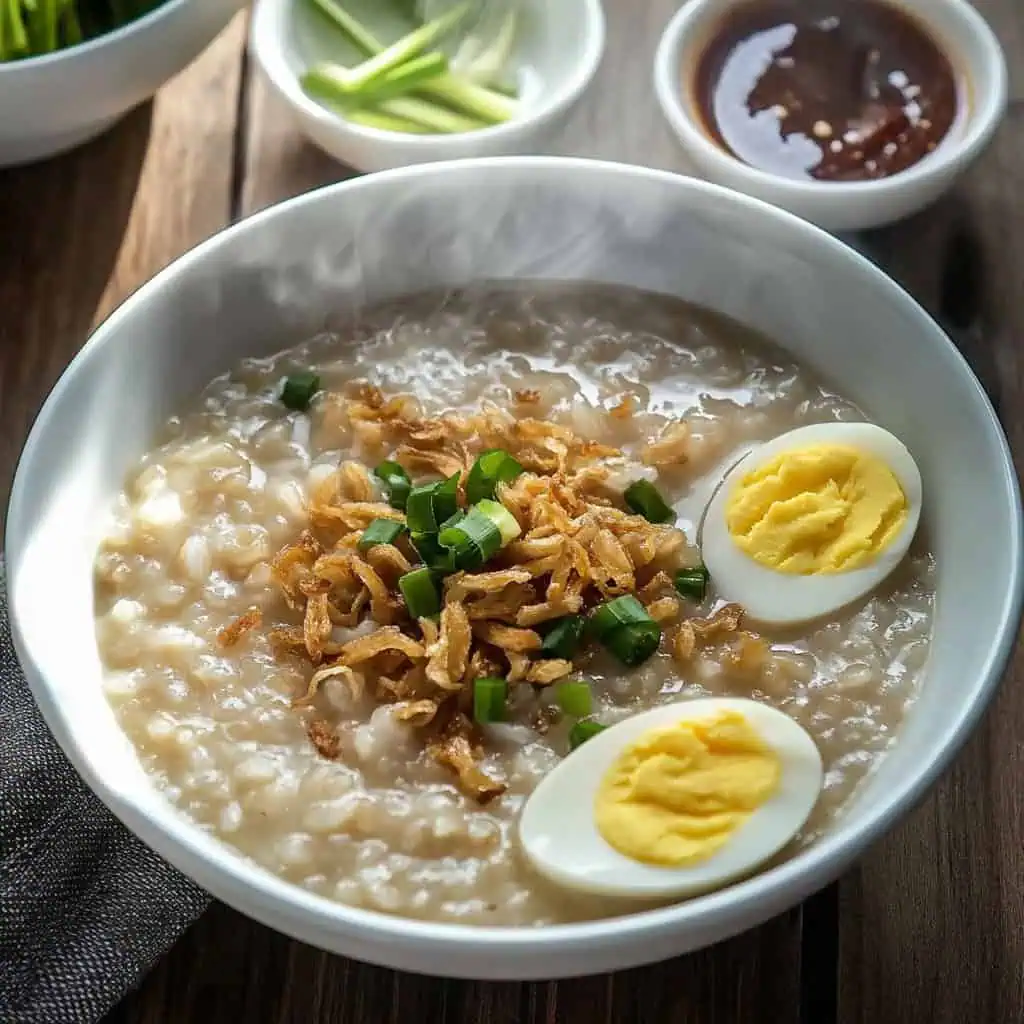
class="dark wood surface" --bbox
[0,3,1022,1021]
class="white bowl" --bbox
[6,158,1022,979]
[654,0,1008,233]
[249,0,606,172]
[0,0,242,168]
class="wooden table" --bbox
[1,4,1022,1021]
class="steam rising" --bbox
[178,162,834,392]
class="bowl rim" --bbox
[249,0,607,147]
[7,156,1022,964]
[653,0,1009,202]
[0,0,193,71]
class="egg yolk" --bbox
[594,712,781,867]
[725,444,908,574]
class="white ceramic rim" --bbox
[6,156,1022,962]
[0,0,191,72]
[250,0,607,147]
[653,0,1009,201]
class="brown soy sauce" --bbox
[693,0,964,183]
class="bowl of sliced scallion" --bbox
[250,0,606,171]
[0,0,242,167]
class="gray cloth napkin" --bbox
[0,561,211,1024]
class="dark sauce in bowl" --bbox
[693,0,963,183]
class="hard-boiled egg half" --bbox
[701,423,922,626]
[518,698,822,901]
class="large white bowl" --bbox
[0,0,242,168]
[6,158,1022,979]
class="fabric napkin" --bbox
[0,561,210,1024]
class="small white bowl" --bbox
[249,0,606,172]
[0,0,242,169]
[654,0,1008,233]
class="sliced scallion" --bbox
[674,565,711,603]
[587,595,653,641]
[540,616,585,659]
[302,0,517,125]
[589,596,661,667]
[307,0,381,54]
[624,480,676,524]
[438,499,522,569]
[603,622,662,668]
[465,449,524,504]
[439,508,501,569]
[411,532,456,575]
[473,677,508,724]
[302,51,447,107]
[406,473,461,535]
[373,460,412,511]
[399,567,441,619]
[342,107,434,134]
[331,2,469,94]
[569,720,607,749]
[280,372,320,411]
[358,518,406,552]
[554,680,592,718]
[369,94,486,135]
[475,499,521,545]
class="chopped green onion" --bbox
[300,0,517,126]
[439,508,501,569]
[588,597,661,667]
[406,472,461,534]
[302,51,448,107]
[439,509,466,530]
[554,681,592,718]
[420,74,516,125]
[411,532,457,575]
[674,565,711,603]
[603,622,662,668]
[587,595,654,641]
[375,95,485,134]
[473,677,508,724]
[306,0,382,54]
[465,449,524,504]
[541,616,585,659]
[280,372,320,411]
[475,499,521,545]
[358,518,406,552]
[399,567,442,619]
[438,499,521,569]
[569,720,607,750]
[373,460,412,511]
[341,108,434,134]
[330,3,470,94]
[624,480,676,524]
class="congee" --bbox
[94,284,934,925]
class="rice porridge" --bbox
[94,285,934,925]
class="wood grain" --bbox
[837,103,1024,1024]
[239,70,351,216]
[974,0,1024,102]
[0,1,1020,1022]
[107,901,803,1024]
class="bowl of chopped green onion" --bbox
[249,0,606,171]
[0,0,242,167]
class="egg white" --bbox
[517,698,823,901]
[700,423,923,626]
